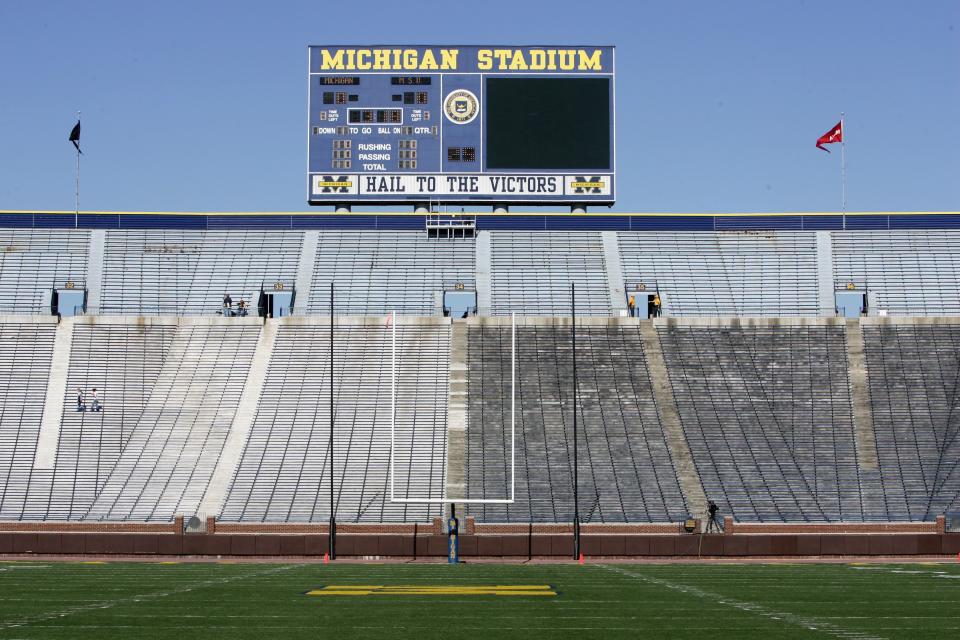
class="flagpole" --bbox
[75,111,81,228]
[840,112,846,225]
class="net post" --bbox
[329,282,336,560]
[572,282,581,560]
[390,310,396,503]
[511,312,516,503]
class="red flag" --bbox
[816,121,843,152]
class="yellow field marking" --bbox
[79,561,107,565]
[158,561,179,565]
[306,584,556,597]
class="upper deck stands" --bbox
[833,231,960,316]
[308,231,475,315]
[0,225,957,319]
[0,230,89,313]
[618,231,822,317]
[488,232,612,316]
[99,230,302,314]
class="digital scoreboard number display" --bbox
[307,45,615,206]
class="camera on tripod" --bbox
[705,499,723,533]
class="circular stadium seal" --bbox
[443,89,479,125]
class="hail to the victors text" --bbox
[311,174,610,197]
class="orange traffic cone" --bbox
[324,552,329,564]
[578,553,584,565]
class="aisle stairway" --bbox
[657,320,865,522]
[219,317,449,523]
[0,319,57,518]
[83,319,260,521]
[24,319,177,519]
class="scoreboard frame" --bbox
[307,45,616,207]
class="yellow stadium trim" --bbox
[1,210,958,218]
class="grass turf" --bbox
[1,561,959,639]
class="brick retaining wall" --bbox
[1,531,957,558]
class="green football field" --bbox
[1,560,959,639]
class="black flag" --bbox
[69,121,82,154]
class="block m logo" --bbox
[570,176,605,194]
[317,176,352,193]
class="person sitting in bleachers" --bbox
[90,387,101,412]
[237,299,248,317]
[223,293,233,316]
[76,387,85,412]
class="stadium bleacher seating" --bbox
[2,228,960,320]
[488,232,612,316]
[862,321,960,521]
[2,224,960,528]
[99,230,302,314]
[83,320,261,521]
[657,321,867,522]
[463,319,689,523]
[23,321,177,520]
[0,230,89,314]
[219,318,449,523]
[308,231,476,316]
[833,231,960,316]
[618,231,822,316]
[0,319,56,519]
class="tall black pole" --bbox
[572,282,580,559]
[329,282,336,559]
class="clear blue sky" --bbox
[0,0,956,213]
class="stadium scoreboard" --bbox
[307,46,615,206]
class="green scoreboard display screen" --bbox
[485,77,611,171]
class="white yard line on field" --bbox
[595,564,884,640]
[0,565,295,630]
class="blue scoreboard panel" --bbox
[307,46,615,206]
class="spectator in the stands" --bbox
[652,293,662,317]
[237,299,248,317]
[90,388,101,412]
[76,387,85,412]
[628,294,636,317]
[223,293,233,316]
